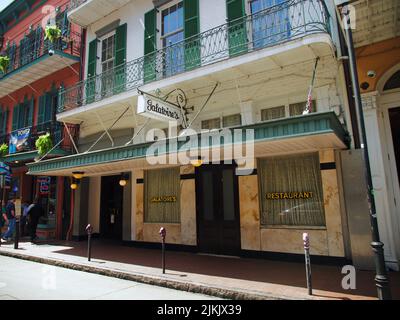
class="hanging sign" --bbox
[38,177,51,195]
[137,93,183,125]
[0,162,10,175]
[9,128,31,154]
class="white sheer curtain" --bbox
[259,153,326,227]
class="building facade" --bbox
[25,0,379,265]
[339,0,400,270]
[0,0,82,239]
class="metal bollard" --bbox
[303,233,312,295]
[14,218,20,250]
[86,224,93,262]
[159,227,166,274]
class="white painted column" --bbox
[362,92,399,270]
[240,101,256,125]
[130,169,137,241]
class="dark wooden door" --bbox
[389,107,400,190]
[100,175,123,240]
[196,164,241,256]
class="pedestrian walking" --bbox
[28,197,43,243]
[20,201,31,237]
[1,199,16,242]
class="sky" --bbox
[0,0,14,12]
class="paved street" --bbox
[0,256,220,300]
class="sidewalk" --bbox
[0,239,399,300]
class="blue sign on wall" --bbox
[9,128,31,154]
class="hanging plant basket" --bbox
[0,143,8,157]
[36,133,53,156]
[45,25,62,43]
[0,55,10,73]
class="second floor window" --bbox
[160,1,184,76]
[250,0,290,48]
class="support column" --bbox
[362,92,399,270]
[122,172,132,241]
[240,101,255,125]
[56,177,64,240]
[72,178,89,240]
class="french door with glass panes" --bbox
[97,31,116,99]
[250,0,290,49]
[159,1,185,77]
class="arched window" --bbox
[384,70,400,91]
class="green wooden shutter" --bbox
[144,9,156,83]
[38,95,46,126]
[33,27,43,59]
[12,104,20,131]
[184,0,200,70]
[45,92,53,123]
[27,96,34,127]
[226,0,248,56]
[2,108,9,136]
[86,39,98,104]
[114,23,127,94]
[0,107,4,136]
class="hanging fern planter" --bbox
[36,133,53,156]
[0,56,10,73]
[0,143,9,157]
[45,25,62,43]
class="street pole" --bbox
[303,233,312,295]
[159,227,166,274]
[342,4,391,300]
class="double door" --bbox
[196,165,241,256]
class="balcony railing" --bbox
[69,0,88,12]
[0,27,81,78]
[59,0,330,113]
[0,121,79,157]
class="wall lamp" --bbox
[119,173,129,187]
[72,171,85,180]
[190,156,204,168]
[70,178,80,190]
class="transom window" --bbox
[201,114,242,130]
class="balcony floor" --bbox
[57,34,337,139]
[0,51,80,99]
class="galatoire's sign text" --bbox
[150,196,177,203]
[137,93,183,125]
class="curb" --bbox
[0,249,314,300]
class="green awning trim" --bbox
[27,112,350,174]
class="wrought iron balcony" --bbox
[0,30,81,77]
[0,121,79,160]
[59,0,330,113]
[69,0,88,11]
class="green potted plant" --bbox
[35,133,53,156]
[0,56,10,73]
[0,143,8,157]
[44,25,61,43]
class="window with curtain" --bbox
[202,117,221,130]
[289,100,316,116]
[222,114,242,127]
[258,153,326,227]
[201,114,242,130]
[144,167,180,223]
[261,106,285,121]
